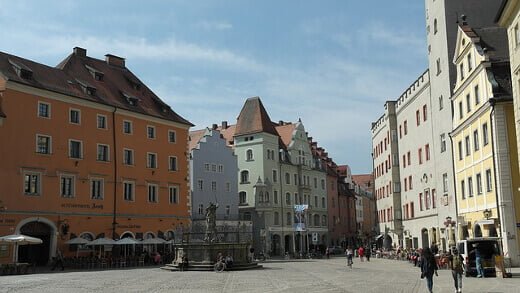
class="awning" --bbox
[475,219,495,226]
[375,234,384,240]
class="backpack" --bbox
[452,255,463,272]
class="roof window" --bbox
[122,92,139,106]
[76,79,97,95]
[8,59,33,79]
[85,65,104,81]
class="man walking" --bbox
[449,247,464,293]
[474,244,484,278]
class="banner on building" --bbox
[293,204,308,231]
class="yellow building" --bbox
[451,20,520,265]
[497,0,520,267]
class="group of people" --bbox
[419,245,465,293]
[340,245,372,268]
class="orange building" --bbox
[0,47,192,265]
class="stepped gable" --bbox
[234,97,279,137]
[0,47,192,126]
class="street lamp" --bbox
[483,209,492,220]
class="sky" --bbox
[0,0,428,174]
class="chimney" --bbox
[105,54,125,67]
[212,124,218,130]
[279,120,284,126]
[73,47,87,57]
[221,121,228,129]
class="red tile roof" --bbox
[235,97,278,136]
[275,123,295,147]
[189,129,207,150]
[0,48,192,126]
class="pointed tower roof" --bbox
[235,97,279,137]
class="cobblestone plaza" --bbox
[1,258,518,293]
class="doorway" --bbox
[19,221,52,265]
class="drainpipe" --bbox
[448,133,459,243]
[279,149,284,255]
[111,107,118,239]
[488,98,502,236]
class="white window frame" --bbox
[23,171,41,196]
[169,185,179,204]
[123,180,135,201]
[147,125,156,139]
[69,108,81,124]
[198,179,203,191]
[37,101,51,118]
[147,152,157,169]
[148,183,158,203]
[60,174,75,198]
[36,134,52,154]
[123,148,134,165]
[204,163,210,172]
[69,139,83,159]
[168,130,176,143]
[97,144,110,162]
[97,114,107,129]
[90,178,104,200]
[123,120,133,134]
[211,181,217,191]
[168,156,177,171]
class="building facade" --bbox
[0,48,192,264]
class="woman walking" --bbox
[420,247,438,293]
[449,247,464,293]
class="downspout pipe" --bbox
[112,107,118,239]
[488,98,502,236]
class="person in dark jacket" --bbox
[420,247,438,293]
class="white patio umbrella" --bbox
[66,237,91,256]
[87,237,116,257]
[141,237,166,245]
[116,238,141,257]
[0,234,43,262]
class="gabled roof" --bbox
[189,128,207,150]
[234,97,278,137]
[275,123,296,147]
[0,48,192,126]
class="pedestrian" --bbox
[325,247,330,259]
[51,249,64,271]
[345,246,354,268]
[358,246,364,262]
[449,247,464,293]
[420,247,438,293]
[431,242,439,255]
[365,246,371,262]
[473,244,484,278]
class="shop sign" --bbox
[117,224,141,229]
[61,203,104,209]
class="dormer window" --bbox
[125,75,141,90]
[85,65,104,81]
[122,92,139,106]
[8,59,33,79]
[76,79,96,95]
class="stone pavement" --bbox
[1,257,519,292]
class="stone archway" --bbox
[15,217,57,265]
[18,222,52,265]
[474,224,483,238]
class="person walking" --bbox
[420,247,438,293]
[345,247,354,269]
[358,246,364,262]
[449,247,464,293]
[365,246,371,262]
[474,244,484,278]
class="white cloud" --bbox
[196,20,233,31]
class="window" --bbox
[486,169,493,192]
[467,53,473,71]
[473,130,480,151]
[265,191,270,202]
[211,164,217,172]
[439,96,444,110]
[468,177,474,197]
[440,133,446,153]
[211,181,217,191]
[410,202,414,218]
[321,179,325,189]
[69,140,82,159]
[407,151,411,165]
[97,144,109,162]
[423,105,427,121]
[403,155,406,167]
[38,102,50,118]
[409,175,412,190]
[123,149,133,165]
[272,170,278,182]
[204,163,210,171]
[476,173,482,195]
[459,101,463,119]
[314,214,320,226]
[147,153,157,168]
[461,180,466,199]
[433,18,437,34]
[474,85,480,105]
[436,58,441,75]
[418,148,423,164]
[147,126,156,139]
[168,130,176,143]
[482,123,489,146]
[226,182,230,192]
[460,63,464,81]
[314,178,317,188]
[274,212,279,225]
[123,120,133,134]
[425,189,430,210]
[70,109,81,124]
[443,173,448,192]
[226,205,230,216]
[218,165,223,173]
[198,204,204,215]
[285,192,291,205]
[515,24,520,47]
[60,175,75,198]
[419,193,423,211]
[425,144,430,161]
[97,115,107,129]
[322,197,325,208]
[294,174,298,186]
[148,184,158,202]
[416,110,421,126]
[399,125,402,138]
[239,191,247,205]
[24,173,40,195]
[240,171,249,183]
[286,212,292,225]
[124,181,134,201]
[36,135,51,154]
[466,94,471,113]
[465,136,471,156]
[404,120,408,135]
[458,141,463,160]
[285,173,290,184]
[432,189,436,208]
[246,149,253,161]
[91,178,104,199]
[198,179,203,191]
[169,186,179,204]
[404,178,408,191]
[168,156,177,171]
[274,190,278,204]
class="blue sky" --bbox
[0,0,428,173]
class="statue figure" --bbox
[204,202,218,242]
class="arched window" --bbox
[274,212,279,225]
[259,191,264,203]
[322,197,326,208]
[286,192,291,205]
[265,191,269,202]
[314,214,320,226]
[322,215,327,226]
[285,173,290,184]
[240,170,249,183]
[286,212,292,225]
[239,191,247,205]
[246,149,253,161]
